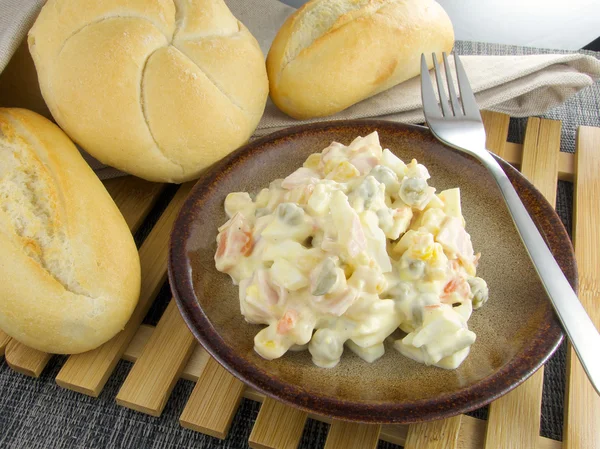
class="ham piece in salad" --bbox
[215,132,489,369]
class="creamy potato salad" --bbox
[214,132,488,369]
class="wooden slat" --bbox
[1,176,164,377]
[458,415,486,449]
[538,437,563,449]
[481,110,511,158]
[520,118,561,201]
[458,416,561,449]
[179,346,212,382]
[405,415,462,449]
[3,342,52,378]
[243,387,407,445]
[481,112,573,182]
[55,182,194,396]
[249,397,308,449]
[102,177,166,234]
[116,299,196,416]
[0,330,10,356]
[485,369,545,449]
[122,324,211,383]
[485,117,561,449]
[564,126,600,449]
[324,421,381,449]
[502,143,574,182]
[556,152,574,183]
[180,357,245,439]
[122,325,154,362]
[4,340,52,377]
[380,425,409,447]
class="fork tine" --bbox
[442,52,462,115]
[453,53,482,120]
[420,54,442,120]
[432,53,451,117]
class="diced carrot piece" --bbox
[444,279,459,294]
[442,277,471,303]
[241,231,254,256]
[215,214,254,271]
[277,310,298,334]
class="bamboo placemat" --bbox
[1,111,598,449]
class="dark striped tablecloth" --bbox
[1,41,598,449]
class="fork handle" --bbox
[483,152,600,396]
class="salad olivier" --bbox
[214,132,489,369]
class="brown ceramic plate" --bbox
[168,120,576,424]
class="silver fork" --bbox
[421,52,600,395]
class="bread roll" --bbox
[28,0,269,183]
[267,0,454,119]
[0,108,140,354]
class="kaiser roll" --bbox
[28,0,269,183]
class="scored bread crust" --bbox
[28,0,269,183]
[267,0,454,119]
[0,108,141,354]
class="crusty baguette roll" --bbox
[267,0,454,119]
[0,108,141,354]
[28,0,269,183]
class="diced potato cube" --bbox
[297,249,327,273]
[347,132,382,156]
[434,347,471,369]
[326,160,360,183]
[224,192,254,218]
[270,259,308,291]
[393,229,418,255]
[255,188,271,208]
[420,208,447,235]
[303,153,321,170]
[254,326,287,360]
[425,194,444,210]
[307,183,332,216]
[261,218,312,242]
[381,148,407,177]
[439,188,463,221]
[346,341,385,363]
[262,241,306,263]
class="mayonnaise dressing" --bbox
[215,132,488,369]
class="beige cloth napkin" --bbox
[229,0,600,135]
[1,0,600,179]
